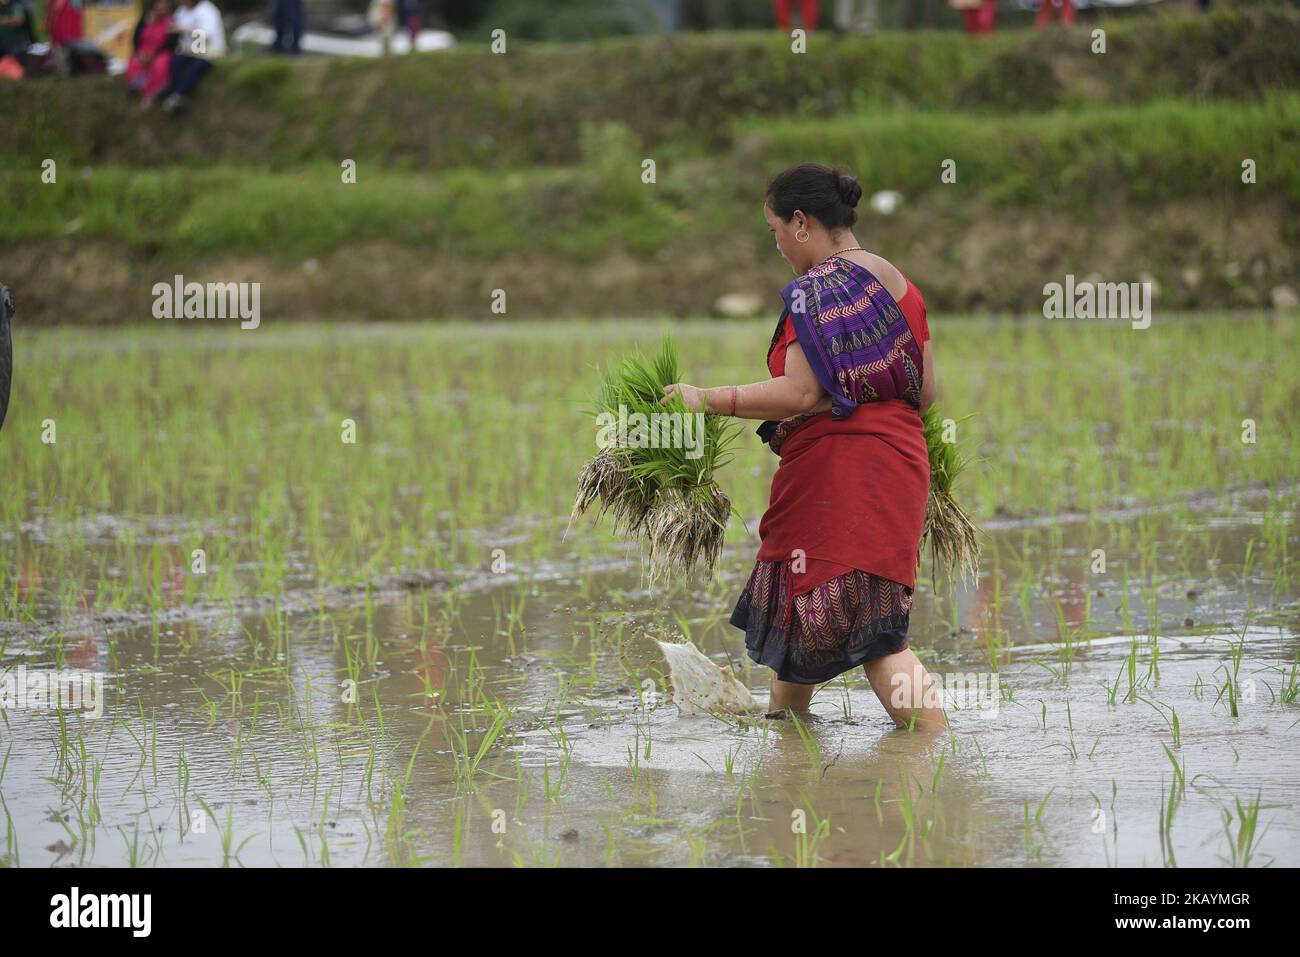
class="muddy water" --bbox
[2,502,1296,867]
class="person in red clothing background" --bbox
[1036,0,1076,28]
[772,0,820,32]
[957,0,997,35]
[44,0,83,46]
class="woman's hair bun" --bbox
[765,163,862,229]
[836,173,863,209]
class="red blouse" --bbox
[760,273,931,595]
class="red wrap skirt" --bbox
[731,399,929,684]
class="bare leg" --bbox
[768,675,815,713]
[863,648,947,731]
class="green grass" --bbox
[747,95,1300,208]
[1,312,1295,617]
[0,155,679,260]
[5,96,1295,260]
[922,404,980,582]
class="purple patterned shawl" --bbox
[758,256,924,449]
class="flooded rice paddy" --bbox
[1,315,1297,867]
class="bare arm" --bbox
[662,340,829,421]
[666,335,937,420]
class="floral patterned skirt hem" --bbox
[729,559,912,685]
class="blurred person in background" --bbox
[270,0,303,54]
[368,0,394,51]
[127,0,175,107]
[773,0,819,32]
[44,0,83,48]
[398,0,420,43]
[1035,0,1075,27]
[952,0,996,34]
[834,0,877,35]
[0,0,35,60]
[162,0,225,112]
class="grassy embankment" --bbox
[1,8,1298,321]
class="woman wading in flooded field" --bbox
[662,163,947,731]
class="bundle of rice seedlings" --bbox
[642,483,732,584]
[921,403,982,584]
[569,337,739,585]
[570,448,656,534]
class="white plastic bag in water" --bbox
[657,640,760,715]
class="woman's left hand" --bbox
[661,383,708,411]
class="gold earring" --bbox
[795,228,810,243]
